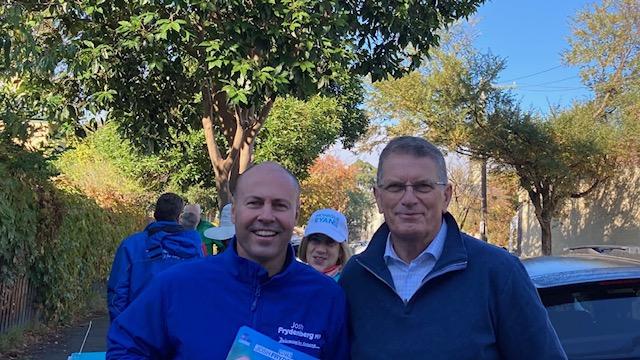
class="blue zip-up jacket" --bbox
[339,213,567,360]
[107,221,203,322]
[107,238,349,360]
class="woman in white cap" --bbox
[298,208,352,281]
[203,203,236,255]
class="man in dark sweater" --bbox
[339,136,566,359]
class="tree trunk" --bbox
[201,86,234,207]
[539,216,553,256]
[527,186,554,256]
[201,84,275,209]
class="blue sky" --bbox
[473,0,596,113]
[333,0,599,165]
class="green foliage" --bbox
[0,3,82,144]
[3,0,483,207]
[254,95,342,179]
[30,184,143,322]
[344,160,377,241]
[0,139,144,323]
[0,141,53,283]
[0,168,39,283]
[366,26,623,254]
[155,129,217,193]
[564,0,640,159]
[564,0,639,98]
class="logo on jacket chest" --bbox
[276,322,323,349]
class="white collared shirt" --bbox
[383,220,447,303]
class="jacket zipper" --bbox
[357,259,467,305]
[356,259,400,298]
[251,284,261,327]
[407,262,467,305]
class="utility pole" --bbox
[479,158,488,241]
[478,86,488,242]
[476,82,515,242]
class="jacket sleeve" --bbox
[495,258,567,360]
[321,290,350,360]
[107,275,172,359]
[107,241,131,323]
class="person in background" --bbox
[298,209,352,281]
[107,193,203,323]
[179,206,200,230]
[203,203,235,254]
[182,204,215,250]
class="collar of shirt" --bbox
[382,220,448,302]
[384,220,447,267]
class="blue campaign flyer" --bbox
[226,326,319,360]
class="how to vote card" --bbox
[226,326,318,360]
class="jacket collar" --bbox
[221,236,297,284]
[357,212,468,281]
[143,220,201,258]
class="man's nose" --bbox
[400,186,419,206]
[257,205,275,222]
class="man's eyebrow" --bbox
[273,198,291,204]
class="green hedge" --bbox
[0,142,144,322]
[30,184,143,321]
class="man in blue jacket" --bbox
[107,192,203,323]
[107,162,349,359]
[339,136,566,359]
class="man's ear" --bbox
[231,197,236,224]
[442,183,453,213]
[373,186,384,214]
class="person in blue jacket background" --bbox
[107,192,203,323]
[339,136,566,359]
[107,162,349,360]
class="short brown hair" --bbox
[297,233,352,266]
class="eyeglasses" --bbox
[377,181,447,196]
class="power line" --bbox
[517,87,588,92]
[502,65,566,82]
[518,75,581,87]
[519,84,587,90]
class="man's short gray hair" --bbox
[179,212,200,230]
[377,136,448,184]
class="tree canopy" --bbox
[366,26,621,255]
[564,0,639,160]
[300,155,375,240]
[2,0,486,206]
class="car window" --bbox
[539,279,640,359]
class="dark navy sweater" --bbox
[339,213,566,360]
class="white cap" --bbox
[204,204,235,240]
[303,209,348,243]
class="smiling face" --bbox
[232,163,299,275]
[305,234,341,272]
[374,153,452,246]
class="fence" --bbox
[0,275,39,335]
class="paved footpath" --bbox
[25,312,109,360]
